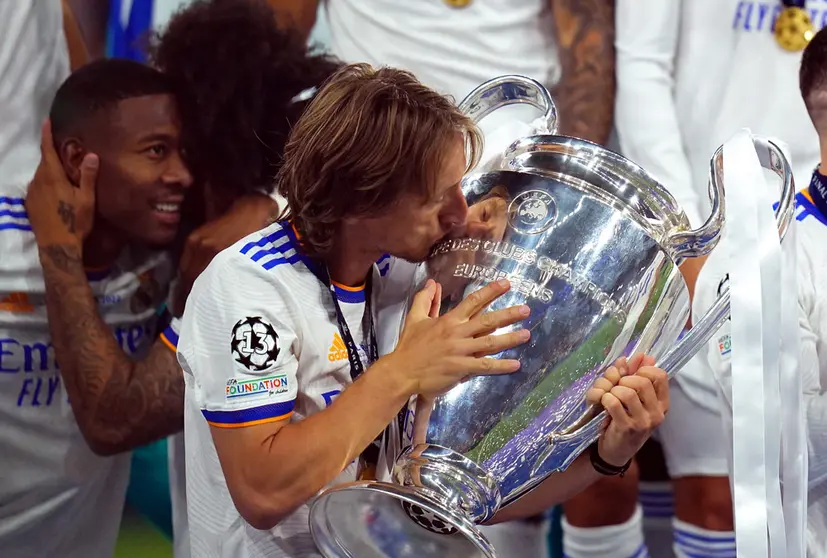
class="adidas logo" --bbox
[328,332,348,362]
[0,292,33,313]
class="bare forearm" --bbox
[61,0,89,70]
[266,0,320,43]
[550,0,615,144]
[239,358,410,526]
[487,453,600,523]
[38,244,183,455]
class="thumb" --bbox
[408,279,437,321]
[79,153,99,195]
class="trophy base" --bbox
[309,481,497,558]
[393,444,502,524]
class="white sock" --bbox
[562,505,649,558]
[639,481,675,558]
[672,517,736,558]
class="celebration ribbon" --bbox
[723,130,784,557]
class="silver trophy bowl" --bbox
[308,76,796,557]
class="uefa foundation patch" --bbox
[717,333,732,358]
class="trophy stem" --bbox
[392,444,502,528]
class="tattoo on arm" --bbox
[57,201,76,234]
[550,0,616,145]
[39,244,82,273]
[38,244,184,455]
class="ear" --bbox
[57,137,86,186]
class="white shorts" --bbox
[654,355,729,478]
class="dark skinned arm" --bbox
[549,0,616,144]
[39,191,281,455]
[38,244,183,456]
[266,0,321,43]
[61,0,90,71]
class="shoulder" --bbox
[184,223,316,328]
[197,222,307,294]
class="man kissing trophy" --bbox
[309,76,797,557]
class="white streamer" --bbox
[754,141,786,558]
[722,129,783,557]
[759,140,807,557]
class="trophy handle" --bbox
[537,137,796,473]
[457,75,559,135]
[660,137,796,375]
[668,138,794,261]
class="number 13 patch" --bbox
[230,316,280,371]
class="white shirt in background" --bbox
[615,0,820,227]
[323,0,560,130]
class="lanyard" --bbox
[324,270,378,382]
[304,257,384,466]
[323,267,410,461]
[809,168,827,219]
[301,243,411,462]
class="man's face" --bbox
[90,94,193,248]
[362,136,469,262]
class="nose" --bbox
[440,185,468,231]
[164,152,194,189]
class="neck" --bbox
[820,148,827,177]
[82,223,125,270]
[324,226,381,287]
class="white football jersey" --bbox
[324,0,560,129]
[615,0,820,227]
[177,221,400,557]
[0,185,175,557]
[695,183,827,555]
[0,1,69,192]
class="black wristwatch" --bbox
[589,442,632,477]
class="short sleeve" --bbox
[158,277,182,352]
[176,254,299,428]
[160,316,181,352]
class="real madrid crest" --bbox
[130,270,163,314]
[775,2,815,52]
[444,0,472,8]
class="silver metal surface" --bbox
[308,76,794,558]
[458,74,559,137]
[536,138,796,473]
[310,481,494,558]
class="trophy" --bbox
[308,76,796,557]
